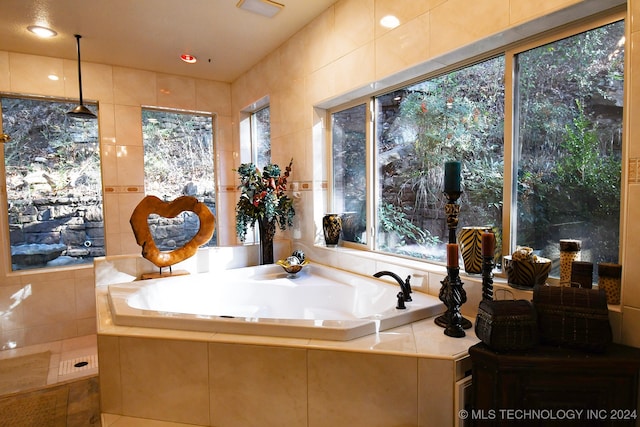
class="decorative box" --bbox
[533,285,612,352]
[475,299,538,352]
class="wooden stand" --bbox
[141,269,190,280]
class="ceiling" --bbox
[0,0,338,83]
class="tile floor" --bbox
[0,334,99,391]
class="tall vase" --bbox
[258,217,276,265]
[322,214,342,246]
[458,226,492,274]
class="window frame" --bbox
[327,10,625,278]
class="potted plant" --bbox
[235,159,295,264]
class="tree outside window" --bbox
[2,97,103,270]
[142,109,216,248]
[375,56,505,261]
[331,17,623,281]
[515,20,624,279]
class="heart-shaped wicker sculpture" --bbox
[130,195,215,268]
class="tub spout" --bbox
[373,271,412,302]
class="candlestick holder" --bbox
[435,190,471,335]
[481,254,494,301]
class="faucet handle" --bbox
[405,275,412,295]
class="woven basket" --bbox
[475,299,538,352]
[533,285,612,352]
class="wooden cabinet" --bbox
[469,342,640,426]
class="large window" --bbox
[514,20,624,279]
[330,15,623,280]
[142,109,216,247]
[1,97,102,270]
[373,56,505,261]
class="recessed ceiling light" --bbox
[180,54,197,64]
[27,25,57,38]
[237,0,284,18]
[380,15,400,29]
[48,74,59,81]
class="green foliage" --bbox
[378,56,505,250]
[142,110,214,199]
[1,97,101,200]
[235,159,295,241]
[378,203,440,249]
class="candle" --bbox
[444,161,461,193]
[482,231,495,257]
[447,243,459,267]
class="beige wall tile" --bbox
[430,0,510,58]
[67,60,115,104]
[21,278,76,327]
[308,349,418,426]
[97,335,122,414]
[157,74,196,110]
[304,7,337,74]
[114,104,142,147]
[334,0,375,58]
[510,0,582,25]
[0,51,9,91]
[101,144,118,186]
[271,81,306,138]
[120,337,209,425]
[116,145,144,186]
[209,343,307,427]
[9,53,65,97]
[0,284,25,332]
[374,0,433,38]
[196,79,232,115]
[306,64,337,106]
[375,13,430,80]
[102,193,121,235]
[99,102,117,146]
[333,42,376,97]
[117,193,144,238]
[216,114,234,153]
[277,34,307,92]
[74,276,96,319]
[113,67,156,106]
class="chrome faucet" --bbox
[373,271,412,302]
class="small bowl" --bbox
[503,255,552,289]
[276,258,309,275]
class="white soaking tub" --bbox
[107,263,445,340]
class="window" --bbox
[374,56,505,261]
[1,96,102,271]
[142,109,216,247]
[329,15,623,280]
[251,106,271,168]
[331,104,367,244]
[237,104,271,244]
[513,20,624,279]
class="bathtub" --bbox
[107,263,445,340]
